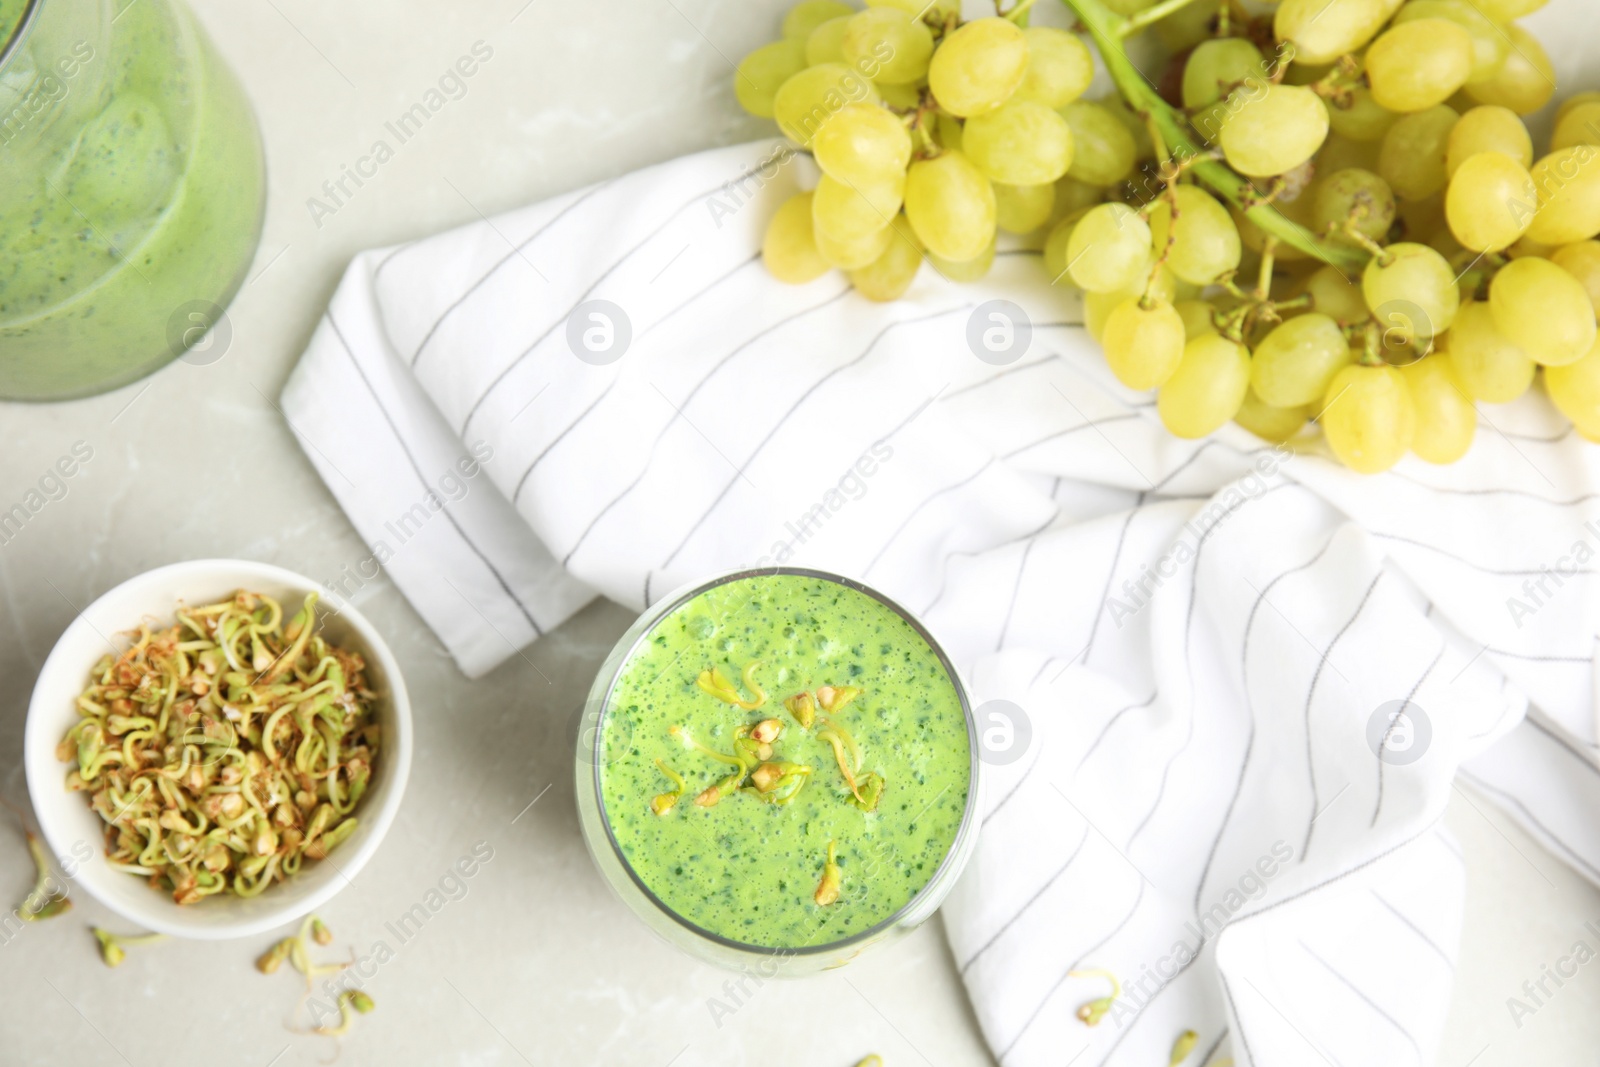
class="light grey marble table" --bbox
[0,2,1596,1064]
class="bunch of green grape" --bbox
[738,0,1600,475]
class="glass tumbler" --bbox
[574,566,985,976]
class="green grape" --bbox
[1362,242,1460,348]
[1175,299,1218,339]
[994,181,1055,234]
[1316,132,1382,176]
[1189,100,1233,148]
[936,111,964,152]
[814,219,894,269]
[1314,168,1397,246]
[784,0,855,40]
[774,63,881,145]
[1320,364,1416,472]
[848,216,922,300]
[1182,38,1266,110]
[1275,0,1388,66]
[1446,106,1532,177]
[1552,102,1600,152]
[1043,210,1086,283]
[1067,202,1153,293]
[1236,388,1311,443]
[1148,185,1241,286]
[1303,263,1371,325]
[1444,300,1535,401]
[805,16,853,65]
[1463,26,1554,115]
[1445,152,1535,253]
[1098,93,1152,160]
[1527,148,1600,246]
[867,0,956,15]
[1251,313,1352,408]
[1103,298,1186,390]
[1545,338,1600,439]
[1325,85,1399,144]
[962,101,1075,185]
[1219,85,1329,178]
[1059,101,1137,187]
[1390,1,1507,85]
[1378,105,1458,201]
[811,103,913,185]
[903,149,997,262]
[928,238,996,282]
[1489,257,1599,367]
[1155,0,1221,53]
[1551,241,1600,316]
[763,192,833,283]
[1014,27,1094,109]
[735,39,810,119]
[812,172,904,241]
[1558,92,1600,125]
[877,82,923,110]
[841,8,934,85]
[1084,269,1176,340]
[1366,20,1474,114]
[1158,333,1252,439]
[1050,176,1104,224]
[1400,356,1476,464]
[1473,0,1547,19]
[927,18,1028,118]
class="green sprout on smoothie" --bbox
[747,761,813,805]
[1071,968,1122,1026]
[784,691,816,728]
[814,840,842,907]
[695,662,767,710]
[817,717,881,812]
[817,685,860,714]
[651,760,687,816]
[1169,1029,1198,1065]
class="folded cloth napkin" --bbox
[283,131,1600,1064]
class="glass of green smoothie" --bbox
[0,0,265,400]
[576,568,982,974]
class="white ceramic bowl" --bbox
[24,559,412,940]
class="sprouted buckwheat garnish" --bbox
[815,840,842,906]
[19,830,71,920]
[91,926,165,967]
[1169,1030,1198,1065]
[783,691,816,729]
[1072,967,1122,1026]
[57,591,379,904]
[651,760,687,816]
[695,661,767,709]
[314,991,376,1037]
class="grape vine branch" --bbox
[1057,0,1371,274]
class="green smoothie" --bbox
[598,573,972,951]
[0,0,264,400]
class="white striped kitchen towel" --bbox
[282,134,1600,1066]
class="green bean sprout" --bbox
[57,591,380,904]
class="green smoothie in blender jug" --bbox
[0,0,265,400]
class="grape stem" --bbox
[1117,0,1205,37]
[1057,0,1370,274]
[1000,0,1039,23]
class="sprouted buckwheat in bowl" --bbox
[575,568,982,974]
[24,560,412,940]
